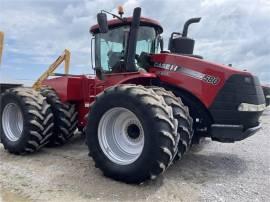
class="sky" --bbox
[0,0,269,85]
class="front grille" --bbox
[209,74,265,129]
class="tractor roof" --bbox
[90,17,163,34]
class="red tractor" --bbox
[0,7,266,183]
[262,85,270,107]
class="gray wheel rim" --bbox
[98,107,144,165]
[2,103,24,142]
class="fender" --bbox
[155,81,214,135]
[101,71,157,87]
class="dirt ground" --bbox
[0,109,269,202]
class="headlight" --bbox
[238,103,266,112]
[266,95,270,99]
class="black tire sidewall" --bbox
[87,92,160,181]
[40,87,77,146]
[0,93,32,152]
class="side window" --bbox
[136,40,151,55]
[100,39,109,71]
[97,29,125,73]
[95,26,157,72]
[135,26,156,56]
[100,40,123,72]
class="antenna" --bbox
[118,6,124,18]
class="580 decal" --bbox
[154,62,220,85]
[202,75,220,85]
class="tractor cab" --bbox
[90,8,163,76]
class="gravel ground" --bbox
[0,109,269,202]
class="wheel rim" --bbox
[2,103,24,142]
[98,107,144,165]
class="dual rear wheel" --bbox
[0,88,54,154]
[40,87,78,146]
[86,85,193,183]
[0,87,77,154]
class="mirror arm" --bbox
[101,10,126,22]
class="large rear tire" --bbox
[40,87,78,146]
[148,87,193,161]
[0,87,54,154]
[86,85,179,183]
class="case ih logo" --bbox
[154,62,220,85]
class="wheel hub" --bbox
[98,107,144,165]
[127,123,141,140]
[2,103,24,142]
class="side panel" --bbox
[42,76,95,128]
[100,72,157,88]
[42,73,156,128]
[150,53,251,108]
[42,76,85,102]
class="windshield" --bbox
[95,26,157,73]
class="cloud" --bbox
[0,0,269,84]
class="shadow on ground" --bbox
[168,151,247,184]
[0,132,249,201]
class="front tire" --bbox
[86,85,179,183]
[148,87,193,161]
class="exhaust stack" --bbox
[168,17,201,55]
[182,17,201,37]
[125,7,141,72]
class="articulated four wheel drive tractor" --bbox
[0,7,266,183]
[262,85,270,107]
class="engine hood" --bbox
[148,53,256,108]
[150,53,251,81]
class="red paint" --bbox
[42,53,253,128]
[43,52,251,128]
[90,17,163,34]
[150,53,251,108]
[42,72,156,128]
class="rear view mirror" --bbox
[97,13,109,33]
